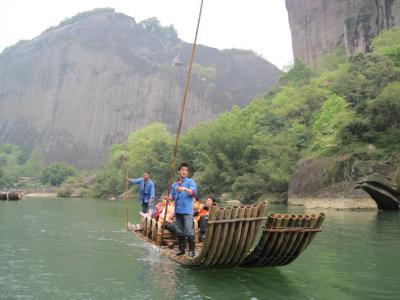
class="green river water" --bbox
[0,197,399,300]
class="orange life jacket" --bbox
[159,202,175,225]
[195,204,209,222]
[193,198,200,211]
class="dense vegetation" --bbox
[40,163,77,187]
[0,145,78,190]
[93,29,400,202]
[0,145,44,189]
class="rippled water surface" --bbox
[1,198,399,299]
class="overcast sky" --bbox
[0,0,293,69]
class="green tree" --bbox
[367,82,400,131]
[41,163,77,186]
[311,95,354,153]
[332,53,400,107]
[372,28,400,66]
[22,146,45,177]
[280,60,314,85]
[92,123,173,198]
[139,17,178,41]
[0,169,11,188]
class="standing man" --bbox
[126,171,155,216]
[166,162,197,257]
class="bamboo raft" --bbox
[129,201,325,269]
[0,192,22,201]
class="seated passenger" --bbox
[193,196,216,241]
[158,199,179,235]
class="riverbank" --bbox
[288,197,377,209]
[24,193,58,198]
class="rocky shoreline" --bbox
[288,197,376,209]
[287,156,399,210]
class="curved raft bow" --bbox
[128,201,325,269]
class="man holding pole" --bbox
[164,162,197,257]
[126,171,155,217]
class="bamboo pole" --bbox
[284,213,325,265]
[186,203,218,267]
[222,206,246,266]
[156,219,163,245]
[295,214,318,252]
[209,207,233,267]
[151,218,158,242]
[273,214,303,266]
[218,206,239,265]
[147,216,152,238]
[235,205,260,266]
[228,205,253,267]
[203,208,225,268]
[241,212,275,266]
[253,214,283,266]
[306,213,325,246]
[124,158,129,231]
[269,214,297,266]
[280,214,311,266]
[261,214,290,266]
[238,201,268,266]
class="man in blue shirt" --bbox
[166,162,197,257]
[126,171,155,215]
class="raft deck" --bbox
[129,201,325,269]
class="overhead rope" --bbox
[160,0,205,249]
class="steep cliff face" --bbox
[0,9,280,168]
[286,0,400,65]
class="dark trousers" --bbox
[165,222,179,235]
[199,216,207,234]
[141,202,149,213]
[175,213,194,238]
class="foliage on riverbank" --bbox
[0,145,79,190]
[93,29,400,202]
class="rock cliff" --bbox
[286,0,400,65]
[288,156,398,209]
[0,9,280,168]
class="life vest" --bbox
[154,202,164,220]
[195,204,209,222]
[193,198,200,211]
[159,202,175,225]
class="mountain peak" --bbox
[0,9,280,168]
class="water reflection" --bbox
[185,267,302,299]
